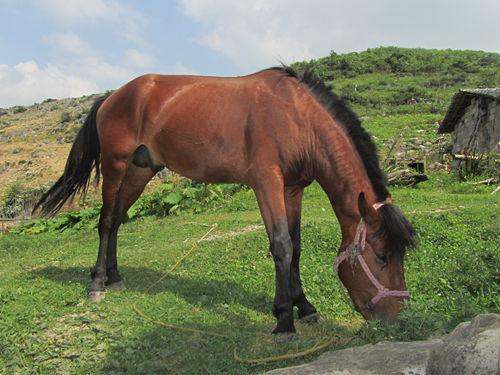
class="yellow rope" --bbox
[132,224,227,338]
[233,335,353,365]
[132,304,228,338]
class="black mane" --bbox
[270,65,389,200]
[270,66,416,254]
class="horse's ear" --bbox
[358,192,378,224]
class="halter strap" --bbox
[334,201,409,307]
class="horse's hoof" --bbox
[106,281,126,291]
[274,332,296,344]
[300,312,321,324]
[88,291,106,302]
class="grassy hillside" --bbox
[0,95,101,198]
[295,46,500,152]
[1,47,499,202]
[0,179,498,374]
[0,47,499,373]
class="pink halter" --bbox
[334,202,410,308]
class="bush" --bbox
[391,85,429,105]
[12,177,247,234]
[60,111,72,123]
[13,106,26,113]
[127,178,245,219]
[0,183,47,219]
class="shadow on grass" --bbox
[31,266,358,374]
[101,316,356,375]
[31,265,272,314]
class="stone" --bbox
[428,313,500,375]
[265,339,443,375]
[265,314,500,375]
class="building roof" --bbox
[438,88,500,133]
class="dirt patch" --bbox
[201,224,264,242]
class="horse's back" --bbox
[97,70,307,184]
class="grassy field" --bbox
[1,47,499,373]
[1,175,498,374]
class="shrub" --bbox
[0,183,47,219]
[127,178,245,219]
[13,106,27,113]
[391,85,428,105]
[60,111,72,123]
[12,177,247,234]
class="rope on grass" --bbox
[132,221,354,364]
[132,303,228,338]
[233,335,353,365]
[132,223,227,338]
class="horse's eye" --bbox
[375,253,388,265]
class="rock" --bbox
[266,339,442,375]
[265,314,500,375]
[428,314,500,375]
[387,168,428,186]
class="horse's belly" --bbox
[151,133,248,184]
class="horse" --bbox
[34,66,416,336]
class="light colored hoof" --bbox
[106,281,126,291]
[275,332,296,344]
[300,312,321,324]
[88,291,106,302]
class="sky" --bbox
[0,0,499,107]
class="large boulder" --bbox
[428,313,500,375]
[265,339,442,375]
[265,314,500,375]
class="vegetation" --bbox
[12,177,246,234]
[294,47,500,152]
[0,176,498,374]
[12,106,27,114]
[0,183,47,219]
[1,47,499,196]
[1,47,499,373]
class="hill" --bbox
[0,94,101,198]
[1,47,499,202]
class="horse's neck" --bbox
[312,122,376,239]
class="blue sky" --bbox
[1,0,499,107]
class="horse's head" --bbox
[335,193,416,323]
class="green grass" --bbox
[1,46,500,373]
[0,175,498,374]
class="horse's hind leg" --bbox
[285,187,318,322]
[105,163,156,290]
[89,147,158,301]
[89,158,128,301]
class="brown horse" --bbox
[34,66,415,335]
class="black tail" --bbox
[33,95,108,216]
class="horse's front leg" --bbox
[285,187,319,322]
[253,171,295,336]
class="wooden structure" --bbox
[438,88,499,173]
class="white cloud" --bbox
[36,0,147,43]
[125,49,154,68]
[181,0,500,70]
[43,32,90,57]
[0,61,99,107]
[0,31,141,107]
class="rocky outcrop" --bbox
[428,313,500,375]
[266,314,500,375]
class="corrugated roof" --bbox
[438,88,500,133]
